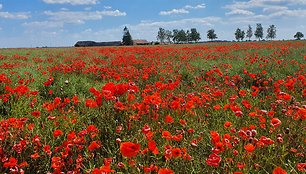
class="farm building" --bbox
[133,40,150,45]
[74,41,122,47]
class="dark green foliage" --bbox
[122,26,133,46]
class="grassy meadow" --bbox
[0,41,305,173]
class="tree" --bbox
[157,28,166,44]
[246,25,253,41]
[241,30,245,41]
[177,29,187,43]
[122,26,133,45]
[190,28,201,42]
[172,29,179,43]
[294,32,304,40]
[207,29,217,41]
[266,25,276,40]
[186,30,191,43]
[235,28,244,41]
[165,30,172,43]
[254,23,263,41]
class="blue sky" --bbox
[0,0,306,47]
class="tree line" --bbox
[121,25,305,45]
[157,28,201,44]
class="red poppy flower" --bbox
[148,140,159,155]
[224,121,231,128]
[297,163,306,172]
[172,148,182,158]
[31,153,40,159]
[120,142,141,158]
[85,99,98,108]
[162,131,172,140]
[206,153,221,167]
[164,115,174,124]
[88,141,101,151]
[31,111,41,118]
[158,168,174,174]
[273,166,287,174]
[3,157,18,168]
[53,129,63,138]
[244,143,255,153]
[270,118,281,128]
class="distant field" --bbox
[0,41,305,173]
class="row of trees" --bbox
[156,25,305,43]
[122,25,305,46]
[157,28,201,44]
[234,24,277,41]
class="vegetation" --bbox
[294,32,304,40]
[122,26,133,45]
[266,25,277,40]
[189,28,201,43]
[235,28,245,41]
[0,40,305,173]
[207,29,218,41]
[246,25,253,41]
[254,23,264,41]
[157,28,201,44]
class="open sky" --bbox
[0,0,306,48]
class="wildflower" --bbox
[297,163,306,172]
[158,168,174,174]
[3,157,18,168]
[85,99,98,108]
[53,129,63,138]
[224,121,231,128]
[270,118,281,128]
[273,166,287,174]
[244,143,255,153]
[172,148,182,158]
[164,115,174,124]
[162,131,172,140]
[206,153,221,167]
[30,153,40,159]
[120,142,141,158]
[31,111,41,118]
[148,140,158,155]
[88,141,101,151]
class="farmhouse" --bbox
[133,39,150,45]
[74,41,122,47]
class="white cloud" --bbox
[227,15,270,24]
[42,0,99,5]
[225,0,306,10]
[224,0,306,22]
[0,12,30,19]
[135,17,222,28]
[226,9,255,16]
[60,8,69,11]
[262,6,288,13]
[269,9,306,17]
[160,3,206,16]
[184,3,206,9]
[159,8,189,15]
[23,21,64,28]
[104,6,112,9]
[0,4,30,19]
[44,10,126,24]
[23,9,126,30]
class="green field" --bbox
[0,41,305,173]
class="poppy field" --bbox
[0,41,305,173]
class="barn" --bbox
[74,41,122,47]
